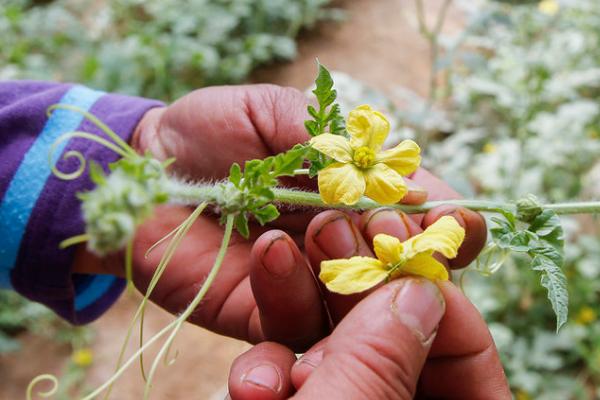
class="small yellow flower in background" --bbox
[538,0,559,15]
[72,348,94,368]
[575,306,597,325]
[483,142,497,154]
[515,389,532,400]
[319,216,465,294]
[310,105,421,205]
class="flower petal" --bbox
[320,256,388,294]
[364,163,408,204]
[318,163,365,205]
[347,105,390,152]
[373,233,403,265]
[310,134,353,163]
[404,216,466,259]
[375,140,421,176]
[397,253,449,281]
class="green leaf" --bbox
[229,163,242,186]
[313,62,335,102]
[88,161,106,185]
[253,204,280,225]
[530,250,569,332]
[234,214,250,239]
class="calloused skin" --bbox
[71,86,499,391]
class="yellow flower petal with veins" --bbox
[375,140,421,176]
[347,105,390,152]
[404,216,465,259]
[310,134,353,163]
[320,256,388,295]
[319,216,465,295]
[318,162,365,205]
[399,253,449,281]
[364,163,408,205]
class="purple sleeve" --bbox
[0,81,164,324]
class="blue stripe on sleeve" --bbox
[0,86,104,289]
[74,275,118,311]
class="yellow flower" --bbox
[72,348,94,368]
[319,216,465,294]
[515,389,532,400]
[483,142,497,154]
[310,105,421,205]
[538,0,559,15]
[575,306,597,325]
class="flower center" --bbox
[353,146,375,168]
[387,257,407,280]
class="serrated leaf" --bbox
[304,120,318,136]
[307,105,319,119]
[530,252,569,332]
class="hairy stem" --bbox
[164,180,600,216]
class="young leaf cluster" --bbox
[79,153,170,255]
[225,145,307,237]
[490,198,568,331]
[304,63,346,177]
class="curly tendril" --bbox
[47,104,137,158]
[48,131,130,180]
[26,374,59,400]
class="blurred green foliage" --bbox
[424,1,600,398]
[0,0,339,100]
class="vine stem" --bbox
[164,180,600,215]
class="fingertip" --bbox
[229,342,296,400]
[360,208,422,242]
[401,178,429,205]
[251,230,326,352]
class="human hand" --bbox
[72,84,486,347]
[228,278,511,400]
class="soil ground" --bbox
[0,1,461,399]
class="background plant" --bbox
[392,0,600,397]
[0,0,340,100]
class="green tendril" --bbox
[101,202,207,400]
[47,104,137,158]
[26,374,59,400]
[59,234,90,249]
[48,131,130,180]
[143,214,235,400]
[125,240,134,293]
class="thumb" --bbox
[293,278,445,400]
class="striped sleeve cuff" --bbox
[1,84,164,324]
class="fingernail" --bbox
[365,209,412,241]
[392,279,445,342]
[242,364,282,392]
[295,348,324,369]
[313,215,358,259]
[262,236,296,278]
[407,180,427,193]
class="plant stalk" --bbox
[165,180,600,216]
